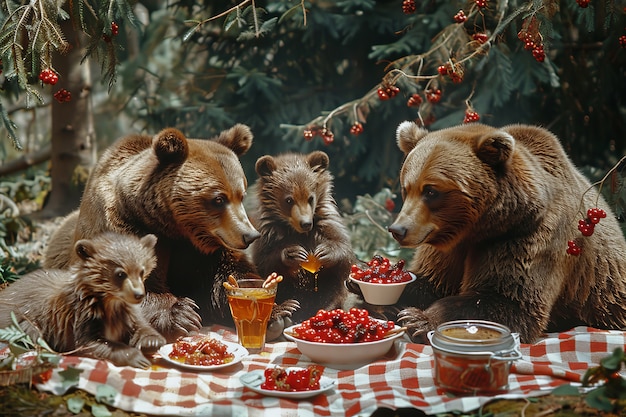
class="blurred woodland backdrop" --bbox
[0,0,625,275]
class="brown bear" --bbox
[249,151,358,323]
[0,232,165,368]
[388,121,626,343]
[44,125,266,342]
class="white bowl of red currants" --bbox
[283,308,405,370]
[349,256,417,305]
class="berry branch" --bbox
[284,0,541,143]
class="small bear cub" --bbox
[249,151,358,322]
[0,232,166,368]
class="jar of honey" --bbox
[428,320,521,395]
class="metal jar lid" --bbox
[428,320,521,359]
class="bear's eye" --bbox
[211,195,227,208]
[285,197,294,206]
[422,185,440,202]
[114,269,128,281]
[308,196,314,206]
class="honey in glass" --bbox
[226,279,277,353]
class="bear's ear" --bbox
[396,121,429,155]
[74,239,97,261]
[153,128,189,165]
[140,234,158,250]
[255,155,277,177]
[306,151,329,173]
[214,124,254,156]
[474,131,515,166]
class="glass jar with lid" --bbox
[428,320,522,394]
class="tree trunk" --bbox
[39,18,96,218]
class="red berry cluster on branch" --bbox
[103,21,120,42]
[568,207,608,256]
[402,0,416,14]
[463,108,480,123]
[566,240,581,256]
[303,126,334,145]
[576,0,590,7]
[350,122,363,136]
[53,89,71,103]
[473,33,489,44]
[425,88,442,103]
[475,0,488,8]
[39,69,58,85]
[437,62,464,83]
[619,35,626,48]
[453,10,467,23]
[578,207,608,236]
[377,85,400,101]
[406,93,423,107]
[518,23,546,63]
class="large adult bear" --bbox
[44,125,264,341]
[388,121,626,343]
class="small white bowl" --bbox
[283,323,405,370]
[349,272,416,305]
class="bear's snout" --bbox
[388,223,407,242]
[243,230,261,245]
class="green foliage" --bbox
[0,0,624,210]
[343,188,414,263]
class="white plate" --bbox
[240,368,335,399]
[158,338,248,371]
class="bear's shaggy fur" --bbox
[249,151,357,322]
[388,121,626,343]
[44,125,262,341]
[1,233,165,368]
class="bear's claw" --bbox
[397,307,432,341]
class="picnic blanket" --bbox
[36,326,626,417]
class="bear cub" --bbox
[388,121,626,343]
[249,151,358,322]
[0,233,166,368]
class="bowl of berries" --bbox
[349,256,416,305]
[283,308,406,369]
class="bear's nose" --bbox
[243,230,261,245]
[388,224,407,241]
[300,221,313,232]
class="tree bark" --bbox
[39,18,96,219]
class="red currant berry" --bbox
[620,35,626,48]
[532,45,545,62]
[53,89,72,103]
[576,0,590,7]
[303,129,315,141]
[473,33,489,44]
[449,71,463,83]
[377,88,389,101]
[425,88,441,103]
[386,85,400,98]
[320,128,334,145]
[566,240,581,256]
[463,109,480,123]
[407,93,423,107]
[453,10,467,23]
[402,0,416,14]
[437,65,448,75]
[350,122,363,136]
[111,22,119,36]
[475,0,487,8]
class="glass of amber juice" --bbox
[226,279,277,353]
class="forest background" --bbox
[0,0,625,277]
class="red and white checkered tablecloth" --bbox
[36,326,626,417]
